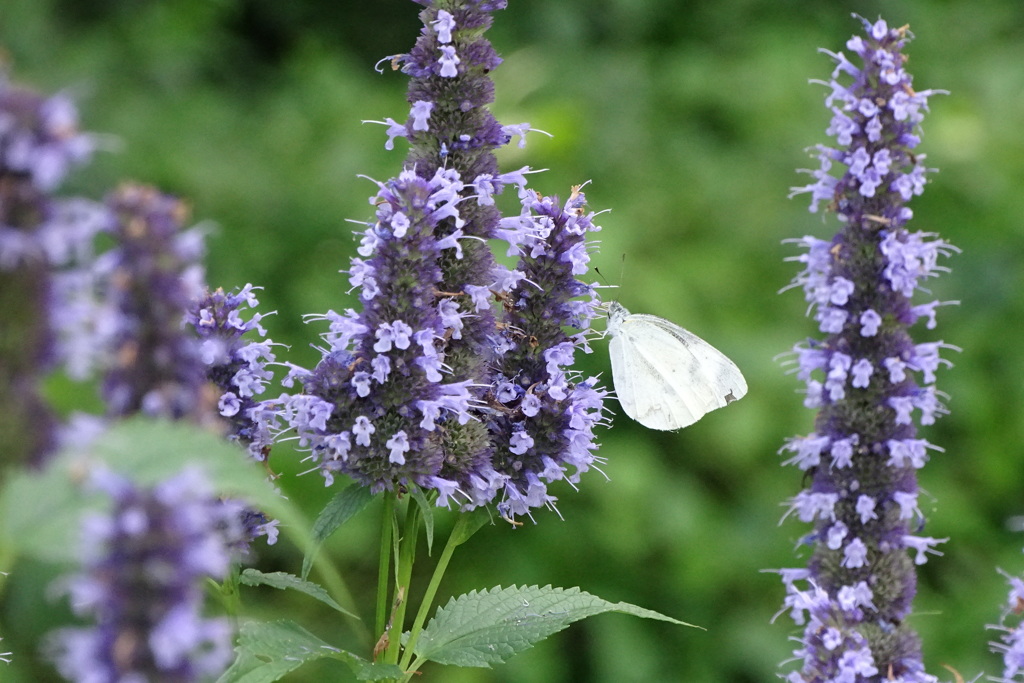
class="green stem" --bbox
[397,513,472,676]
[218,565,243,632]
[385,498,421,665]
[376,492,396,640]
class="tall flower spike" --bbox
[398,0,511,487]
[475,185,609,518]
[0,74,98,465]
[48,468,241,682]
[777,17,953,682]
[284,1,609,515]
[100,183,209,420]
[285,167,477,497]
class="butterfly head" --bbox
[603,301,631,336]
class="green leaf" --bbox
[448,508,489,547]
[410,485,434,554]
[0,417,307,564]
[239,569,356,617]
[218,620,404,683]
[301,484,375,579]
[413,584,696,668]
[0,460,81,565]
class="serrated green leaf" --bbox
[240,569,356,617]
[0,417,306,564]
[414,584,696,668]
[301,484,375,579]
[218,620,403,683]
[410,486,434,554]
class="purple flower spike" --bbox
[777,17,953,681]
[283,1,609,518]
[0,74,100,465]
[480,185,609,519]
[48,468,241,682]
[398,0,508,397]
[285,167,478,493]
[100,184,209,420]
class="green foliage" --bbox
[240,569,355,617]
[219,620,404,683]
[411,584,694,669]
[303,484,377,579]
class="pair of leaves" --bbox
[220,584,694,682]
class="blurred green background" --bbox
[1,0,1022,680]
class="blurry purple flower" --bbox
[99,184,209,420]
[0,73,101,466]
[48,468,241,682]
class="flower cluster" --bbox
[394,0,507,397]
[186,284,278,461]
[777,17,953,681]
[48,468,241,682]
[482,185,608,518]
[0,74,99,465]
[283,166,479,499]
[282,0,608,518]
[99,183,209,420]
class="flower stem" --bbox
[376,492,396,641]
[384,496,421,665]
[398,513,475,676]
[212,567,243,632]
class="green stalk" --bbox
[397,513,473,676]
[217,564,243,632]
[384,498,421,665]
[376,492,396,640]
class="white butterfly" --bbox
[606,301,747,430]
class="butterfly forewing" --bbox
[634,313,747,403]
[606,304,747,431]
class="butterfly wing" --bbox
[611,313,747,430]
[608,329,644,425]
